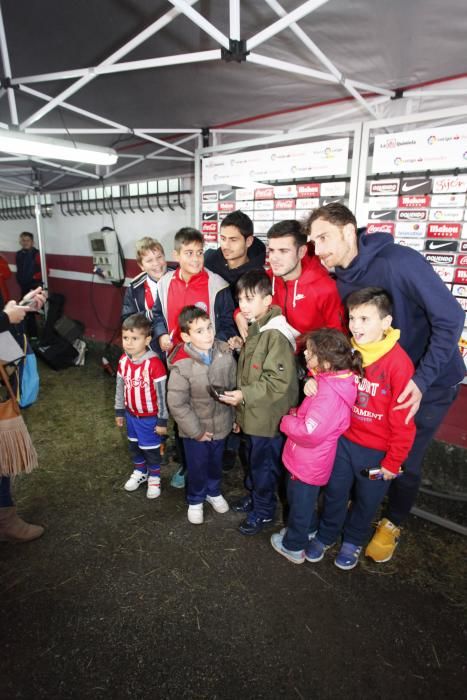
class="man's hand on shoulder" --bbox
[394,379,422,423]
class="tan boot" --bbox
[0,506,44,542]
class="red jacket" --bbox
[345,342,416,473]
[267,254,345,335]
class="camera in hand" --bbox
[208,385,226,401]
[360,466,405,480]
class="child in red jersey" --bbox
[306,287,416,570]
[115,314,168,499]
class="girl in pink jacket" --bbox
[271,328,362,564]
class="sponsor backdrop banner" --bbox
[372,124,467,174]
[202,138,350,185]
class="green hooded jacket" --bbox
[236,306,299,438]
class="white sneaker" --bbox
[124,470,148,492]
[187,504,204,525]
[206,494,229,513]
[147,476,161,499]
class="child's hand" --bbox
[303,377,318,397]
[115,417,124,428]
[159,334,173,353]
[228,335,244,351]
[235,312,249,341]
[155,425,167,436]
[232,422,240,433]
[197,431,214,442]
[381,467,398,480]
[219,389,243,406]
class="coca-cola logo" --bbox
[255,188,275,200]
[397,209,428,221]
[457,255,467,267]
[202,222,218,233]
[274,199,295,210]
[427,223,461,238]
[367,223,395,235]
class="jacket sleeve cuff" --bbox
[380,459,400,475]
[115,409,125,417]
[156,418,168,428]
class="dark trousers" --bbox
[183,438,224,505]
[318,437,389,547]
[283,476,320,551]
[0,477,13,508]
[387,384,460,525]
[247,434,284,520]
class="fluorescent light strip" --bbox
[0,129,118,166]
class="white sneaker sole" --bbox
[270,536,305,565]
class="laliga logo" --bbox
[394,157,402,166]
[428,135,437,145]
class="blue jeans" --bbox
[318,436,389,547]
[283,476,320,551]
[247,435,284,520]
[387,384,460,525]
[183,438,224,505]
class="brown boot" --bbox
[0,506,44,542]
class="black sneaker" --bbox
[231,495,253,513]
[239,514,274,536]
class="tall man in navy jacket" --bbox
[307,203,464,562]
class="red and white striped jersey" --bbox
[116,351,168,418]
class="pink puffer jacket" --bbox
[280,371,357,486]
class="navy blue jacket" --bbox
[15,247,41,293]
[334,231,465,393]
[204,236,266,298]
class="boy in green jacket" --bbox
[221,270,299,535]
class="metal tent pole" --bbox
[34,192,49,302]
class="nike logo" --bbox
[369,211,392,219]
[427,241,455,250]
[219,191,233,200]
[202,213,217,220]
[322,198,342,206]
[401,181,430,193]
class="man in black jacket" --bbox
[15,232,42,337]
[204,210,266,295]
[204,211,266,472]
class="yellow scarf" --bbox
[351,327,400,367]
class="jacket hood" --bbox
[258,306,298,351]
[336,230,393,284]
[167,339,227,369]
[204,236,266,284]
[318,370,357,409]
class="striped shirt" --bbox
[115,351,168,420]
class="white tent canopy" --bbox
[0,0,466,192]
